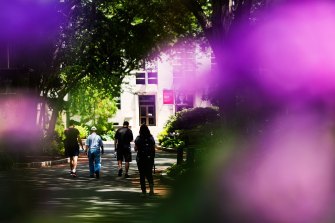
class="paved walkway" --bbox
[0,149,177,223]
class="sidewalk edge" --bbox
[14,158,70,168]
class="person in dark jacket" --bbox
[115,121,133,178]
[64,120,84,177]
[134,124,156,196]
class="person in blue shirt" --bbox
[85,126,104,179]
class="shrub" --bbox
[41,131,65,156]
[46,139,65,156]
[76,125,89,139]
[101,129,116,141]
[158,107,220,149]
[173,107,220,130]
[166,163,190,178]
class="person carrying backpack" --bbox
[134,124,156,196]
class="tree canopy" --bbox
[8,0,271,136]
[35,0,202,136]
[66,77,118,132]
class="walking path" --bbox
[0,149,177,223]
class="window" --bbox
[147,72,158,84]
[139,95,156,126]
[136,72,146,84]
[114,96,121,109]
[136,71,158,85]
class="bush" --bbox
[76,125,89,139]
[158,107,220,149]
[165,163,191,178]
[158,129,183,149]
[173,107,220,130]
[41,131,65,156]
[45,139,65,156]
[101,129,116,141]
[159,107,222,179]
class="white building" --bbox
[112,44,214,138]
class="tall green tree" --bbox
[66,76,118,132]
[179,0,266,51]
[40,0,201,138]
[39,0,271,137]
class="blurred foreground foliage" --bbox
[0,152,14,170]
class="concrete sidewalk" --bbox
[14,141,176,168]
[2,149,177,223]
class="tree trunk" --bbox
[46,106,59,140]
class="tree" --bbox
[13,0,266,138]
[39,0,202,138]
[177,0,278,131]
[66,77,118,132]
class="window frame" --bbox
[135,72,146,85]
[138,95,156,126]
[135,71,158,85]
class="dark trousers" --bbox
[136,158,154,193]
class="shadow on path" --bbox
[0,150,176,223]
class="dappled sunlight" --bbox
[67,213,103,218]
[4,0,335,222]
[96,187,139,193]
[0,149,176,223]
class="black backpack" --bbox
[138,136,155,159]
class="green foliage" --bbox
[166,163,191,178]
[67,79,118,137]
[42,113,66,156]
[173,107,220,130]
[158,127,185,149]
[157,128,169,145]
[45,139,65,157]
[158,107,220,148]
[36,0,207,138]
[101,129,116,141]
[76,125,89,139]
[160,136,185,149]
[55,115,65,141]
[41,132,65,157]
[159,107,221,179]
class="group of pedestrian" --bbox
[64,120,156,196]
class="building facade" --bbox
[112,44,213,138]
